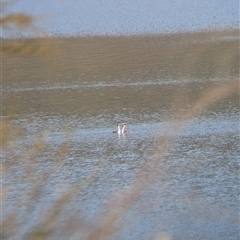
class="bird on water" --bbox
[112,122,130,135]
[112,123,122,134]
[121,122,130,134]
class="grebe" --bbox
[112,123,121,134]
[122,123,130,134]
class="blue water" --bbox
[4,112,239,239]
[2,7,239,238]
[4,0,239,37]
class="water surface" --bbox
[3,31,239,240]
[4,0,239,37]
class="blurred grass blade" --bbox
[1,14,33,28]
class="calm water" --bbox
[4,0,239,37]
[3,33,239,240]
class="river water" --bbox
[2,30,239,240]
[4,0,239,37]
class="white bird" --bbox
[112,123,122,134]
[122,123,131,134]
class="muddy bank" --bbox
[3,29,239,85]
[3,29,239,117]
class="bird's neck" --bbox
[118,125,121,134]
[122,125,126,134]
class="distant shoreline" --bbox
[2,27,239,40]
[3,27,238,83]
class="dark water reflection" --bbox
[3,31,239,239]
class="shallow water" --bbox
[3,32,239,240]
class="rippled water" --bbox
[3,32,239,239]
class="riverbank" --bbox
[3,28,239,84]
